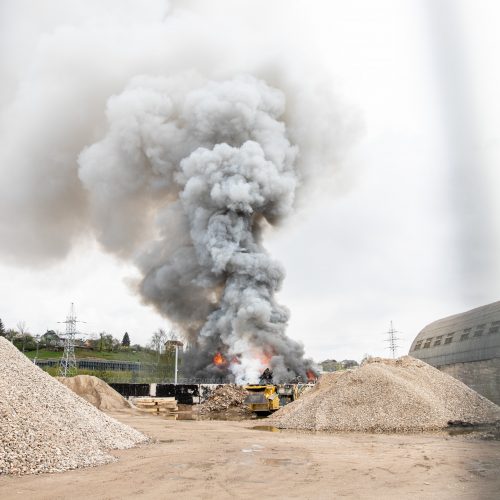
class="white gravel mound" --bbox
[0,337,148,475]
[270,356,500,432]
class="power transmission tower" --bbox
[58,303,85,377]
[384,321,401,359]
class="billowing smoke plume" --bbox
[0,1,353,383]
[79,75,314,382]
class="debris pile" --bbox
[199,385,251,415]
[0,337,148,475]
[56,375,132,411]
[270,356,500,433]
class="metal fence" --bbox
[34,358,227,384]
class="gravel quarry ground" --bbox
[2,346,499,498]
[0,409,499,500]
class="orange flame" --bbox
[213,352,226,366]
[259,352,273,367]
[306,369,317,381]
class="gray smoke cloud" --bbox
[79,74,315,382]
[0,1,354,383]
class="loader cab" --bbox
[243,384,280,414]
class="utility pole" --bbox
[58,303,85,377]
[34,334,41,364]
[384,321,401,359]
[174,345,178,385]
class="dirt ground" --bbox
[1,409,499,500]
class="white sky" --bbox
[0,0,499,361]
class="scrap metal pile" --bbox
[198,385,251,415]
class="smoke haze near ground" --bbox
[0,0,352,382]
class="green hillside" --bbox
[24,348,158,363]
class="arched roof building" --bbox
[409,301,500,365]
[409,301,500,404]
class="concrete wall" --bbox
[110,382,223,404]
[438,358,500,406]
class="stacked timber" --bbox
[134,397,178,415]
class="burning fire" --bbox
[260,353,272,366]
[306,369,317,381]
[213,352,226,366]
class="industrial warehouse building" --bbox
[409,301,500,405]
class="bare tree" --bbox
[17,321,29,353]
[166,329,178,341]
[149,328,168,363]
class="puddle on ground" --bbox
[447,424,500,440]
[251,425,281,432]
[262,458,291,465]
[447,427,475,436]
[160,409,255,422]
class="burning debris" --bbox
[259,368,274,384]
[198,385,251,415]
[213,352,227,367]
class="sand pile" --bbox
[270,356,500,432]
[56,375,132,411]
[0,337,148,475]
[199,385,250,414]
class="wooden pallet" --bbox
[134,397,178,414]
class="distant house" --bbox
[83,339,95,349]
[165,339,184,352]
[340,359,359,369]
[73,339,93,350]
[40,331,64,349]
[320,359,359,372]
[320,359,338,372]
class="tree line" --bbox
[0,317,179,359]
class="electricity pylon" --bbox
[58,303,85,377]
[384,321,401,359]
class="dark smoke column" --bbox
[79,75,316,383]
[180,141,314,383]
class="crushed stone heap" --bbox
[199,385,250,414]
[270,356,500,433]
[0,337,148,475]
[56,375,132,411]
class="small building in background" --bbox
[409,301,500,405]
[320,359,359,372]
[165,339,184,352]
[320,359,338,372]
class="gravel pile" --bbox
[270,356,500,432]
[199,385,250,414]
[56,375,132,411]
[0,337,148,475]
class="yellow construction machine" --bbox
[244,384,281,414]
[244,369,304,414]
